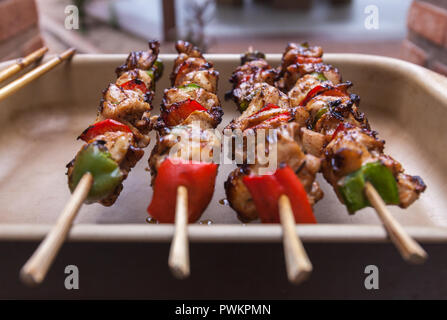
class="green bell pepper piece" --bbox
[338,168,367,213]
[69,143,123,203]
[338,161,400,213]
[363,161,400,205]
[311,72,327,82]
[146,59,164,82]
[313,106,328,127]
[239,99,249,112]
[179,83,201,91]
[301,42,309,48]
[146,69,155,81]
[153,59,164,80]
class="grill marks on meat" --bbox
[276,42,341,92]
[161,85,222,128]
[99,41,162,148]
[160,41,223,129]
[149,124,221,184]
[224,51,323,222]
[225,123,323,222]
[115,40,160,76]
[99,59,159,148]
[98,83,152,147]
[171,40,218,90]
[149,41,223,181]
[67,41,160,206]
[226,52,278,110]
[281,43,426,209]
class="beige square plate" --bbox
[0,53,446,243]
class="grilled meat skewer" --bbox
[147,41,223,223]
[225,50,323,223]
[66,41,162,206]
[278,42,426,213]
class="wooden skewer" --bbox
[364,182,427,264]
[0,47,48,83]
[20,173,93,286]
[0,48,75,102]
[278,194,312,284]
[168,185,190,279]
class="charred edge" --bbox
[115,40,160,77]
[240,51,266,65]
[175,40,203,57]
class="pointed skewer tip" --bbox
[278,195,313,285]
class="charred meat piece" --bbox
[276,42,341,92]
[322,126,426,208]
[98,83,152,147]
[116,40,160,76]
[171,40,214,87]
[161,86,223,127]
[227,51,278,111]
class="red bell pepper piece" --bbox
[120,79,147,93]
[243,165,316,224]
[299,85,327,106]
[249,112,291,130]
[253,103,280,116]
[78,119,132,142]
[299,84,349,107]
[237,74,252,86]
[147,159,218,223]
[319,88,348,98]
[174,61,192,84]
[162,99,207,127]
[245,104,290,130]
[331,122,346,141]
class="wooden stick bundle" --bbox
[0,47,48,83]
[0,48,75,101]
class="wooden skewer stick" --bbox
[0,48,75,102]
[278,194,312,284]
[168,185,190,279]
[20,173,93,286]
[364,182,427,264]
[0,47,48,83]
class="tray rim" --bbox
[0,224,446,243]
[3,52,444,103]
[1,53,446,243]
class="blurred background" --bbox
[0,0,446,75]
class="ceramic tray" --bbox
[0,53,446,243]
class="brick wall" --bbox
[0,0,44,61]
[402,0,447,76]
